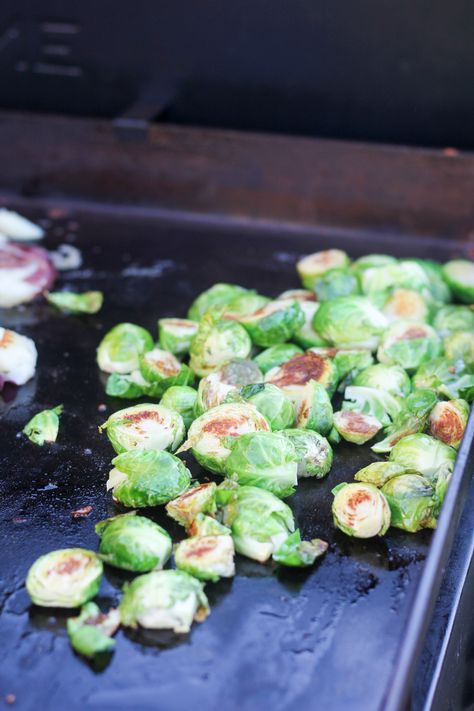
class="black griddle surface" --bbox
[0,207,461,711]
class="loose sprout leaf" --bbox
[67,602,119,659]
[354,462,413,488]
[23,405,63,446]
[272,529,328,567]
[47,290,103,314]
[412,358,474,402]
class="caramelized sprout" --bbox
[332,482,391,538]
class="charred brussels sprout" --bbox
[342,386,401,426]
[195,359,262,415]
[433,305,474,336]
[371,389,438,454]
[95,513,172,572]
[178,402,270,474]
[160,386,197,429]
[265,351,339,406]
[139,348,193,393]
[442,259,474,303]
[224,431,298,498]
[119,570,209,633]
[224,485,295,562]
[332,410,382,444]
[26,548,103,608]
[97,323,153,374]
[23,405,63,445]
[107,449,191,507]
[354,461,411,488]
[381,474,436,532]
[377,321,442,371]
[429,399,469,450]
[272,530,328,567]
[188,283,250,321]
[313,297,387,350]
[295,380,333,435]
[158,318,198,355]
[382,289,430,323]
[293,301,328,349]
[332,482,391,538]
[238,383,294,431]
[240,300,304,347]
[353,363,411,398]
[174,535,235,581]
[412,358,474,401]
[253,343,303,374]
[67,603,119,658]
[389,433,456,483]
[444,332,474,365]
[47,290,103,314]
[280,429,333,478]
[189,312,251,377]
[313,270,360,302]
[166,483,217,529]
[296,249,350,290]
[100,403,185,454]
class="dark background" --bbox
[0,0,473,148]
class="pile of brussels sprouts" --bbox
[25,249,474,661]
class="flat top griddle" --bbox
[0,205,470,711]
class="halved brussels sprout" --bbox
[107,450,191,507]
[188,283,251,321]
[177,402,270,474]
[220,293,270,320]
[26,548,103,608]
[382,289,429,323]
[313,269,360,302]
[105,370,157,399]
[166,482,217,529]
[429,399,469,450]
[353,363,411,397]
[444,332,474,365]
[139,348,193,394]
[351,253,396,277]
[313,297,387,350]
[23,405,63,446]
[189,312,252,377]
[100,403,185,454]
[433,305,474,336]
[332,410,382,444]
[47,290,103,315]
[95,512,172,572]
[292,302,328,349]
[240,300,304,347]
[160,386,197,429]
[0,327,37,387]
[296,249,350,289]
[238,383,294,431]
[412,358,474,401]
[158,318,198,355]
[265,351,339,406]
[377,321,442,371]
[188,514,231,537]
[354,461,412,488]
[272,530,328,567]
[280,429,333,478]
[442,259,474,303]
[174,535,235,581]
[371,388,438,453]
[97,323,154,374]
[119,570,209,633]
[295,380,333,435]
[223,485,295,562]
[253,343,303,374]
[381,474,436,532]
[195,359,262,416]
[389,433,456,483]
[278,289,316,302]
[224,431,298,498]
[67,603,119,658]
[360,260,436,304]
[342,386,401,426]
[332,482,391,538]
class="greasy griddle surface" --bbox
[0,208,457,711]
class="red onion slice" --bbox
[0,243,56,307]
